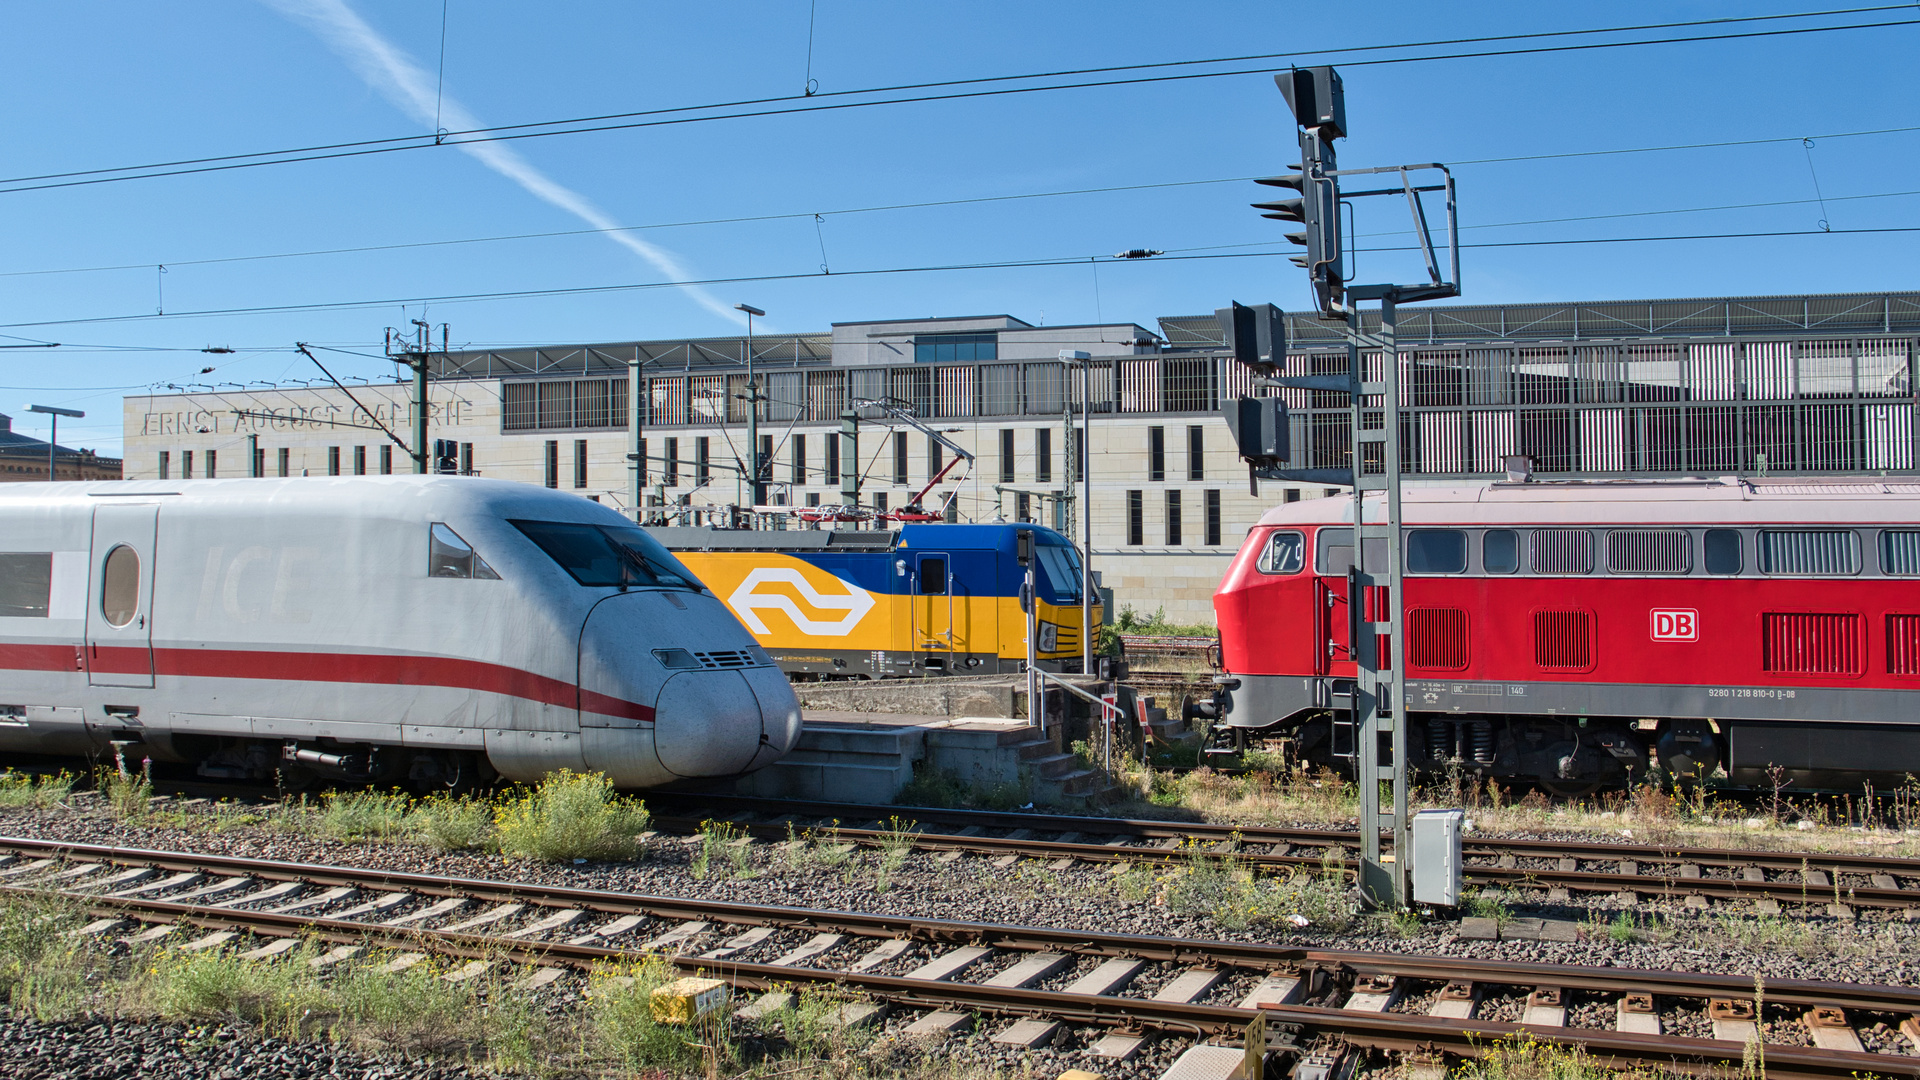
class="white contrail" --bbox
[262,0,744,325]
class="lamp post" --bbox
[25,404,83,482]
[1058,351,1093,676]
[736,304,766,510]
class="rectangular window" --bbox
[792,434,807,486]
[1148,426,1165,481]
[1314,528,1388,576]
[1607,529,1691,574]
[696,437,711,487]
[1409,608,1469,670]
[277,447,289,478]
[183,450,194,479]
[874,492,888,514]
[1705,528,1741,574]
[1534,610,1594,670]
[664,438,679,486]
[207,450,217,479]
[1758,530,1860,575]
[1127,490,1143,546]
[1188,425,1205,480]
[824,432,840,484]
[1166,490,1182,545]
[1483,529,1520,574]
[0,553,52,618]
[1763,612,1861,674]
[544,441,559,489]
[1284,488,1300,504]
[574,439,588,489]
[1035,429,1051,483]
[999,429,1016,483]
[1531,529,1594,575]
[913,332,997,364]
[1015,491,1031,523]
[759,435,774,488]
[636,438,648,486]
[380,445,392,475]
[460,443,473,476]
[1205,489,1222,546]
[325,447,338,476]
[1889,614,1920,675]
[927,434,942,480]
[1068,427,1085,483]
[893,432,909,484]
[353,446,366,476]
[1407,529,1468,574]
[252,447,264,477]
[806,492,820,507]
[158,451,169,480]
[1881,530,1920,575]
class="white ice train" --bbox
[0,476,801,789]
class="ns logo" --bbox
[726,567,876,637]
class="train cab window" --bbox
[1405,529,1467,574]
[1257,531,1304,575]
[1757,529,1860,575]
[917,556,948,595]
[1704,529,1743,575]
[1482,530,1519,574]
[100,545,139,628]
[0,552,52,618]
[1034,543,1082,602]
[1314,528,1386,576]
[1880,530,1920,575]
[1530,529,1595,575]
[511,519,702,590]
[428,523,501,580]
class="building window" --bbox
[326,447,339,476]
[206,450,217,479]
[926,434,941,480]
[544,441,559,488]
[1324,488,1340,498]
[893,432,908,484]
[183,450,194,478]
[574,439,588,489]
[806,492,820,507]
[1126,490,1143,545]
[353,446,366,476]
[792,434,807,485]
[461,443,473,476]
[1205,489,1222,545]
[636,438,648,486]
[664,438,679,486]
[158,451,169,480]
[1188,425,1205,480]
[252,446,264,477]
[1148,426,1165,481]
[1285,488,1300,503]
[1068,427,1085,482]
[277,448,289,478]
[380,445,392,475]
[1015,491,1031,523]
[696,437,711,486]
[1035,428,1051,483]
[825,431,840,484]
[874,492,888,514]
[1166,490,1182,545]
[912,333,996,364]
[999,429,1015,483]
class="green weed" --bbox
[406,795,493,852]
[690,820,755,881]
[872,816,917,893]
[493,769,649,862]
[0,770,77,809]
[316,790,412,841]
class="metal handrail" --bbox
[1029,666,1131,773]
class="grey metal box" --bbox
[1411,808,1464,907]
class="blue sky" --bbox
[5,1,1920,455]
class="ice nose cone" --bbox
[741,666,802,771]
[653,670,765,777]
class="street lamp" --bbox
[1058,351,1093,677]
[735,304,767,509]
[25,404,83,482]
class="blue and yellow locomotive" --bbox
[648,523,1098,678]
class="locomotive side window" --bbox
[1757,529,1860,575]
[1606,529,1691,574]
[511,519,702,590]
[428,523,500,580]
[1482,530,1519,574]
[0,552,52,618]
[1313,528,1385,576]
[100,545,139,628]
[1880,530,1920,575]
[1704,529,1743,575]
[1531,529,1595,575]
[1258,531,1304,575]
[917,556,948,595]
[1405,530,1466,574]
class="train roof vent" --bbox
[1762,612,1861,675]
[1606,529,1692,574]
[1533,609,1594,671]
[1530,529,1594,575]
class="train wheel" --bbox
[275,765,319,794]
[412,751,481,797]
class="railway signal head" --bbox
[1260,66,1347,318]
[1213,301,1286,376]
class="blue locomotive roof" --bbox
[896,522,1075,551]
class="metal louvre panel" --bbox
[1579,409,1625,472]
[1888,614,1920,675]
[889,367,932,418]
[536,381,574,429]
[1530,529,1594,575]
[649,378,686,426]
[1797,339,1855,398]
[807,370,846,421]
[1880,530,1920,574]
[1533,610,1593,669]
[1024,362,1064,415]
[1757,529,1861,574]
[502,383,536,431]
[1745,341,1794,400]
[575,379,613,428]
[1120,358,1161,413]
[849,368,888,418]
[688,375,726,424]
[1688,343,1738,401]
[1163,356,1216,413]
[765,371,803,421]
[1408,607,1468,670]
[935,365,974,418]
[1418,412,1462,474]
[977,364,1019,416]
[1859,340,1910,397]
[1470,411,1513,473]
[1866,404,1914,469]
[1762,612,1860,674]
[1606,529,1691,574]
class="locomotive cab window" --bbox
[1482,529,1519,574]
[0,552,52,618]
[428,524,500,580]
[1757,529,1860,575]
[1405,529,1466,574]
[917,556,948,595]
[1704,529,1743,575]
[1034,543,1082,602]
[511,519,702,590]
[1314,528,1385,576]
[1257,531,1304,575]
[1880,530,1920,575]
[100,545,139,628]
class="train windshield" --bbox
[510,520,703,591]
[1034,542,1082,602]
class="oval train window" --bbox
[101,544,140,628]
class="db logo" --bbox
[1650,608,1699,642]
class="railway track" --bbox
[649,793,1920,914]
[1,834,1916,1079]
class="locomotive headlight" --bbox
[1038,622,1058,652]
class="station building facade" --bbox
[122,291,1920,624]
[0,412,121,482]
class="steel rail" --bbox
[5,840,1917,1080]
